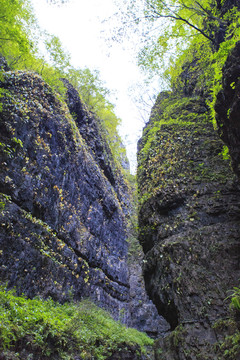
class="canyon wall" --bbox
[0,64,131,321]
[0,58,166,346]
[137,40,240,358]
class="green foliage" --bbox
[67,68,111,110]
[153,3,240,126]
[0,201,5,211]
[209,21,240,123]
[229,286,240,311]
[116,0,240,82]
[214,291,240,360]
[0,0,34,60]
[165,37,213,93]
[45,35,71,72]
[0,87,6,111]
[0,286,153,359]
[220,145,230,161]
[134,0,222,74]
[0,135,24,159]
[0,0,68,95]
[0,0,128,173]
[221,332,240,360]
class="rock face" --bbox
[137,91,240,358]
[215,41,240,176]
[0,65,166,345]
[0,68,131,322]
[129,255,170,338]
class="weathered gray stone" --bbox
[0,70,130,322]
[137,92,240,359]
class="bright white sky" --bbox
[30,0,160,173]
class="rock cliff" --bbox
[137,88,240,358]
[215,41,240,176]
[137,1,240,356]
[0,67,131,321]
[0,61,165,353]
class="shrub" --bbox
[0,286,153,359]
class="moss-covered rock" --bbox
[0,69,131,322]
[137,91,240,358]
[215,41,240,176]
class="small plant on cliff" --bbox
[229,286,240,312]
[214,286,240,359]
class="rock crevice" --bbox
[0,65,166,340]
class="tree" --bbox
[112,0,239,75]
[0,0,128,169]
[67,68,111,111]
[142,0,226,43]
[44,34,71,72]
[0,0,34,62]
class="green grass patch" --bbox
[0,286,153,359]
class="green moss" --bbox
[0,286,153,359]
[137,92,233,207]
[220,145,231,161]
[0,202,5,212]
[0,194,11,212]
[214,318,240,359]
[0,88,10,112]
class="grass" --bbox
[0,285,154,359]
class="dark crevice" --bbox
[144,270,179,331]
[151,292,179,331]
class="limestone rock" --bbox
[137,92,240,359]
[215,41,240,176]
[0,69,130,322]
[129,253,170,338]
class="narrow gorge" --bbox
[0,57,165,359]
[0,0,240,359]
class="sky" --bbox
[30,0,160,173]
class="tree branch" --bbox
[0,37,14,41]
[145,0,214,42]
[161,14,214,41]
